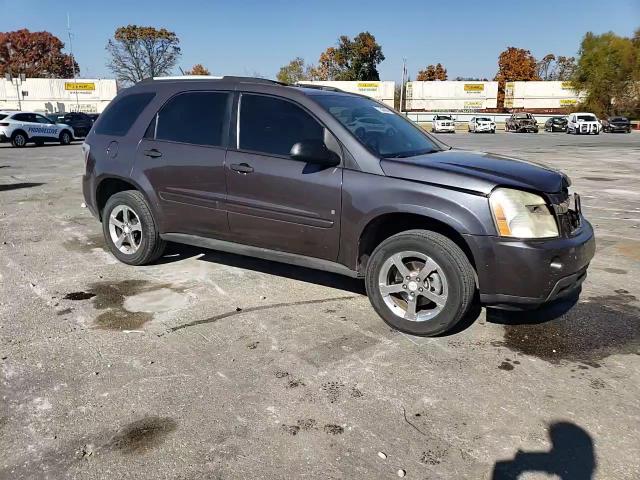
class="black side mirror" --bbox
[290,140,339,167]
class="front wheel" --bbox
[365,230,476,336]
[59,130,72,145]
[102,190,166,265]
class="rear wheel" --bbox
[102,190,166,265]
[365,230,476,336]
[11,132,27,148]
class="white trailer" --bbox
[504,81,586,110]
[405,81,498,111]
[297,81,396,107]
[0,78,118,114]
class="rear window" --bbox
[0,114,7,120]
[94,92,155,136]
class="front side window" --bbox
[239,94,323,157]
[313,94,442,158]
[155,91,229,147]
[34,114,51,124]
[94,92,155,137]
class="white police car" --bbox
[0,111,75,147]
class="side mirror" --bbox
[290,140,339,167]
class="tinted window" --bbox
[155,91,228,146]
[94,92,155,136]
[240,94,323,157]
[0,114,7,120]
[34,115,51,124]
[12,113,31,122]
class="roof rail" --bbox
[296,83,344,92]
[150,75,288,86]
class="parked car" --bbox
[346,115,396,140]
[505,113,538,133]
[0,111,74,147]
[544,116,568,132]
[82,76,594,336]
[46,112,94,138]
[87,113,100,123]
[468,117,495,133]
[431,115,456,133]
[567,113,600,135]
[601,116,631,133]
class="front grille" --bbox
[549,190,581,236]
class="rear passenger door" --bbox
[225,93,342,261]
[134,90,232,238]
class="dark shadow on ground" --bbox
[486,291,580,326]
[492,422,595,479]
[0,182,45,192]
[158,242,366,295]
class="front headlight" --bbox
[489,188,559,238]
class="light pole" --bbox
[67,13,80,111]
[4,72,26,110]
[399,58,407,115]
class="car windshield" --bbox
[515,114,530,119]
[477,117,491,122]
[611,117,626,121]
[312,94,444,158]
[435,115,452,120]
[578,115,596,121]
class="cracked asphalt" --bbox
[1,132,639,479]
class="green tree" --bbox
[106,25,181,84]
[276,57,311,84]
[572,30,639,117]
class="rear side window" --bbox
[94,92,155,136]
[12,113,32,122]
[239,94,323,157]
[155,91,229,146]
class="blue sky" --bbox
[2,0,639,81]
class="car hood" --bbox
[380,149,568,195]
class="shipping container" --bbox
[405,81,498,111]
[504,81,585,110]
[0,78,118,113]
[297,81,395,107]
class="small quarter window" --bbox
[94,92,155,136]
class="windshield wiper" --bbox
[383,149,437,159]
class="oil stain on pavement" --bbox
[106,416,177,454]
[494,290,640,364]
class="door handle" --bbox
[144,149,162,158]
[230,163,254,174]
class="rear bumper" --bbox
[464,219,595,308]
[517,126,538,132]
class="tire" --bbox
[365,230,476,336]
[59,130,72,145]
[11,132,27,148]
[102,190,166,265]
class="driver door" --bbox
[225,93,343,261]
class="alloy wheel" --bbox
[378,250,448,322]
[108,205,142,254]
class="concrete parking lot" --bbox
[1,132,639,479]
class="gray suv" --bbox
[82,76,595,336]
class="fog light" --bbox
[550,258,563,270]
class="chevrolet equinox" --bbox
[82,76,595,336]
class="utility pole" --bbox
[67,13,80,111]
[399,58,407,115]
[4,72,25,110]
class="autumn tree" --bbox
[276,57,312,84]
[106,25,181,84]
[308,47,344,81]
[572,30,639,117]
[416,63,447,81]
[0,29,78,78]
[494,47,540,108]
[185,64,210,75]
